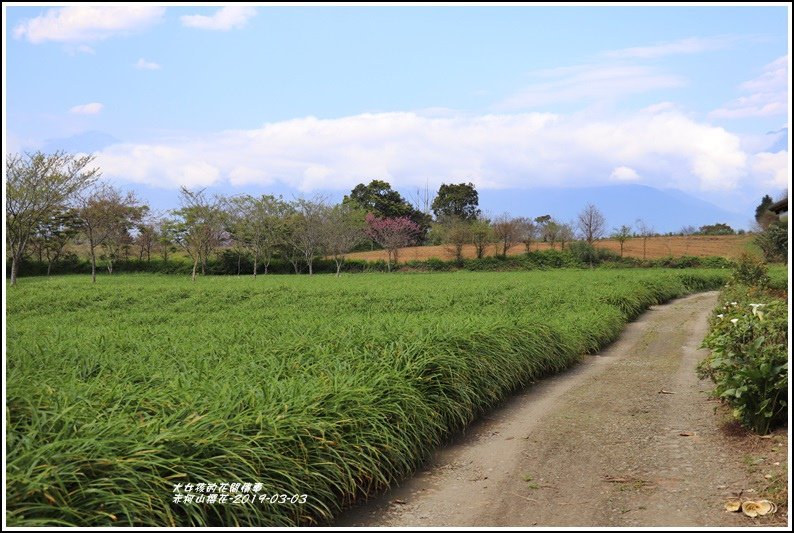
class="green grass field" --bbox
[6,270,731,526]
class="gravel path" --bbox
[337,291,760,527]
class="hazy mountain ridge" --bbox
[477,184,750,233]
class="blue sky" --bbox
[4,4,791,229]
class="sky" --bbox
[3,3,791,229]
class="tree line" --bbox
[8,150,785,284]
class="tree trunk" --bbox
[107,258,113,275]
[10,255,19,286]
[201,255,206,275]
[90,249,97,284]
[47,259,53,277]
[237,252,241,276]
[335,259,342,277]
[192,257,198,282]
[253,254,258,278]
[308,259,313,276]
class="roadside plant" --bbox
[730,253,769,288]
[698,296,787,434]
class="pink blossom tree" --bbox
[365,213,421,271]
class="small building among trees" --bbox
[768,197,788,220]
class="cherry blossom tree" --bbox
[364,213,421,272]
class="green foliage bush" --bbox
[566,241,598,265]
[698,290,788,434]
[755,221,788,264]
[730,253,769,288]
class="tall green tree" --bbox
[345,180,414,218]
[345,179,431,238]
[754,194,779,229]
[431,182,481,221]
[6,151,99,285]
[755,194,774,222]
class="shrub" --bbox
[525,249,576,268]
[425,257,451,271]
[698,295,788,434]
[755,221,788,264]
[566,241,599,265]
[730,253,769,288]
[697,256,735,269]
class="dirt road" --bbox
[336,291,763,527]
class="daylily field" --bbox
[7,269,731,526]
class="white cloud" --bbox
[14,6,165,44]
[497,64,685,109]
[609,166,640,182]
[228,166,272,187]
[751,151,790,189]
[94,108,759,194]
[604,36,736,59]
[98,145,220,188]
[710,55,788,119]
[69,102,104,115]
[181,7,257,31]
[135,58,161,70]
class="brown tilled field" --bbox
[347,234,754,262]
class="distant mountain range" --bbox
[477,184,751,234]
